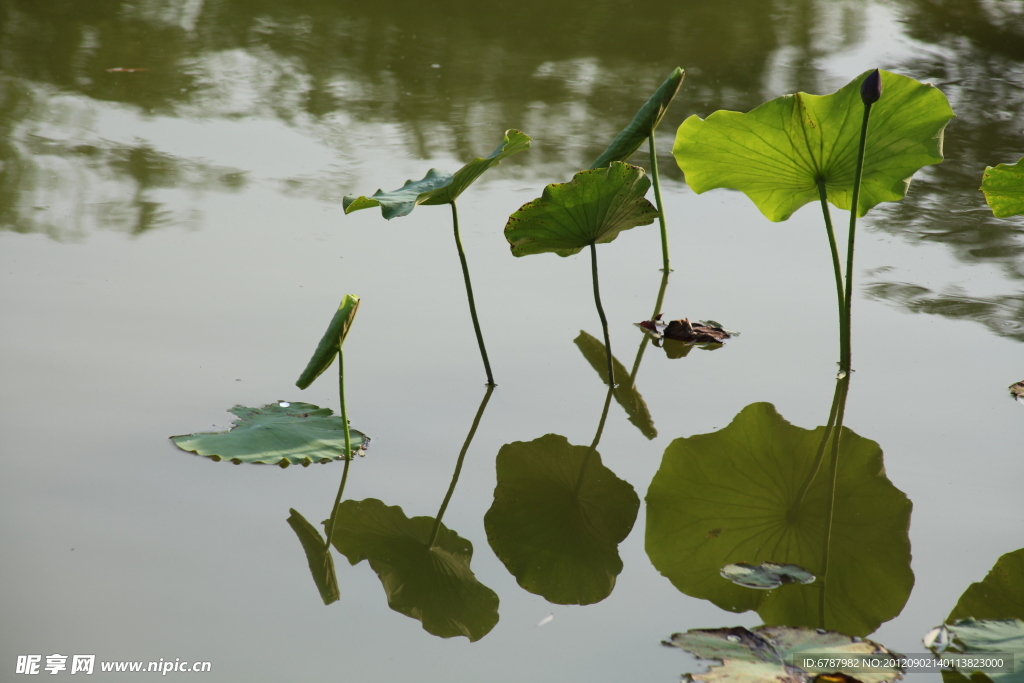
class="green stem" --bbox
[817,178,847,370]
[574,385,615,496]
[589,242,615,387]
[630,270,669,383]
[790,374,845,517]
[428,385,495,548]
[649,132,671,273]
[323,347,354,550]
[818,372,851,627]
[842,102,874,376]
[451,200,495,386]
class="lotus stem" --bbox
[818,372,851,627]
[790,374,845,516]
[428,385,495,548]
[451,200,495,386]
[816,178,847,372]
[589,242,615,387]
[648,132,671,272]
[324,346,353,550]
[630,270,669,382]
[842,97,876,376]
[574,385,615,496]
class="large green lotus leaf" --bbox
[589,67,685,169]
[286,508,339,605]
[170,402,369,467]
[574,330,656,439]
[331,498,498,641]
[343,129,530,219]
[484,434,640,605]
[296,294,360,390]
[665,625,900,683]
[504,162,659,257]
[936,619,1024,683]
[673,69,954,221]
[981,158,1024,218]
[949,549,1024,621]
[645,402,912,637]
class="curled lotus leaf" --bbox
[170,402,369,467]
[673,69,954,221]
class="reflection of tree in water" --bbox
[864,0,1024,341]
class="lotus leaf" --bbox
[665,625,900,683]
[343,129,531,219]
[980,158,1024,218]
[574,330,656,439]
[589,67,685,169]
[331,498,498,641]
[296,294,360,390]
[287,508,339,605]
[928,619,1024,683]
[673,69,954,221]
[484,434,640,605]
[949,548,1024,622]
[504,162,659,257]
[645,402,912,636]
[170,402,368,466]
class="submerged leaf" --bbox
[589,67,685,169]
[331,498,498,641]
[673,69,954,221]
[504,162,659,257]
[574,331,656,439]
[170,402,369,466]
[720,562,815,590]
[645,402,912,636]
[484,434,640,605]
[980,158,1024,219]
[296,294,360,390]
[287,508,339,605]
[343,129,531,219]
[665,625,900,683]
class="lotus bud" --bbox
[860,69,882,105]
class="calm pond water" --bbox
[2,0,1022,680]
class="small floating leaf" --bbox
[673,69,954,221]
[589,67,685,169]
[504,162,659,257]
[1011,382,1024,404]
[343,129,531,219]
[981,158,1024,219]
[927,618,1024,683]
[296,294,360,390]
[287,508,340,605]
[331,498,498,641]
[574,330,656,439]
[484,434,640,605]
[720,562,816,590]
[170,402,369,466]
[665,625,900,683]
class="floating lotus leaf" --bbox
[949,548,1024,622]
[589,67,685,169]
[981,158,1024,218]
[665,625,900,683]
[296,294,360,390]
[673,69,954,221]
[574,330,656,439]
[287,508,339,605]
[331,498,498,641]
[720,562,815,590]
[484,434,640,605]
[504,162,659,257]
[928,619,1024,683]
[343,129,531,219]
[645,402,912,636]
[170,402,368,466]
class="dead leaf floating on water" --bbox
[636,315,738,344]
[1010,381,1024,403]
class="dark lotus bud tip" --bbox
[860,69,882,105]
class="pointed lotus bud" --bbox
[860,69,882,105]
